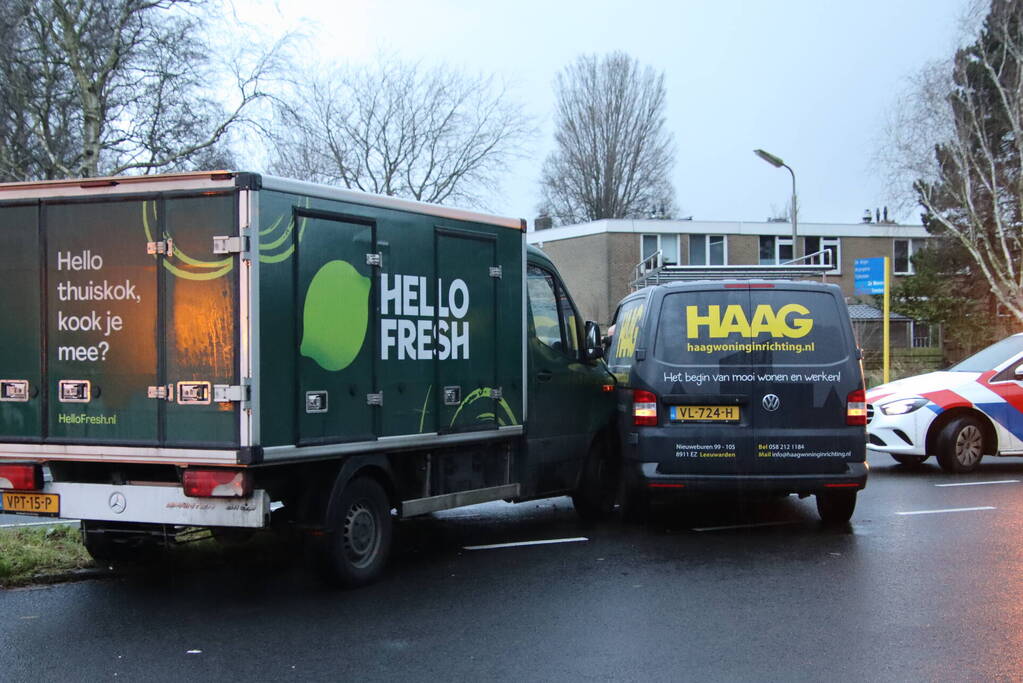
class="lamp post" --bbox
[754,148,797,257]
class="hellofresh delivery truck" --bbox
[0,172,616,585]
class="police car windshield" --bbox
[949,335,1023,372]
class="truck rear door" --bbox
[1,191,241,449]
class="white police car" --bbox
[867,333,1023,472]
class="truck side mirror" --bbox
[584,321,604,361]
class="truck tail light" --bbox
[0,463,42,490]
[847,389,867,425]
[183,469,253,498]
[633,389,658,426]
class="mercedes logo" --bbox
[108,492,127,514]
[762,394,781,412]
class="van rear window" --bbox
[654,289,849,366]
[608,297,646,371]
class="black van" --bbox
[607,280,867,524]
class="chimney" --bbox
[534,215,553,231]
[862,209,873,223]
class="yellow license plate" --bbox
[2,492,60,515]
[671,405,740,422]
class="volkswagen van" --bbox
[607,280,867,524]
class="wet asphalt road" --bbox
[4,450,1023,681]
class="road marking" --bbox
[0,520,79,528]
[692,521,797,532]
[463,537,588,550]
[934,480,1019,487]
[897,506,996,516]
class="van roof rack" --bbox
[630,250,834,290]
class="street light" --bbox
[754,148,797,257]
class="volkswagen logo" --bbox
[762,394,781,412]
[108,492,127,514]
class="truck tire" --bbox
[936,415,986,473]
[571,439,618,522]
[80,521,158,565]
[891,454,928,467]
[318,476,392,588]
[815,490,857,526]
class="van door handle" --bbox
[536,370,553,382]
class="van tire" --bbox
[571,439,618,522]
[619,482,649,523]
[317,476,392,587]
[815,490,856,525]
[936,416,985,473]
[891,454,928,467]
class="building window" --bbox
[804,236,841,273]
[893,239,917,275]
[688,235,726,265]
[758,235,793,265]
[641,234,679,266]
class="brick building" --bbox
[527,217,930,327]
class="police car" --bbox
[867,333,1023,472]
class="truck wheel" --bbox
[936,416,985,473]
[571,439,618,522]
[816,490,857,525]
[80,521,158,564]
[891,454,928,467]
[318,476,392,587]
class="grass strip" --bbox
[0,524,94,588]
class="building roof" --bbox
[527,218,929,244]
[847,304,912,321]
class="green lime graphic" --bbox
[301,260,371,371]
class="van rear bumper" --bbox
[626,461,868,496]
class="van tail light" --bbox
[633,390,659,426]
[0,463,43,490]
[847,389,867,425]
[183,469,253,498]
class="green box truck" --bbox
[0,172,618,585]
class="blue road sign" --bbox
[854,257,886,295]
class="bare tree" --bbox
[0,0,284,180]
[269,58,533,207]
[907,0,1023,325]
[539,52,676,224]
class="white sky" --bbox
[248,0,970,225]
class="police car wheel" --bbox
[816,490,856,525]
[891,454,928,467]
[936,416,985,474]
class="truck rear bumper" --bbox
[41,482,270,528]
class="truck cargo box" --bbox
[0,172,524,465]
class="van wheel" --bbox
[619,482,649,523]
[891,454,928,467]
[936,416,985,473]
[317,476,392,587]
[816,490,857,525]
[571,439,618,522]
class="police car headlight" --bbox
[879,397,928,416]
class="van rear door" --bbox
[652,284,754,475]
[748,285,860,474]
